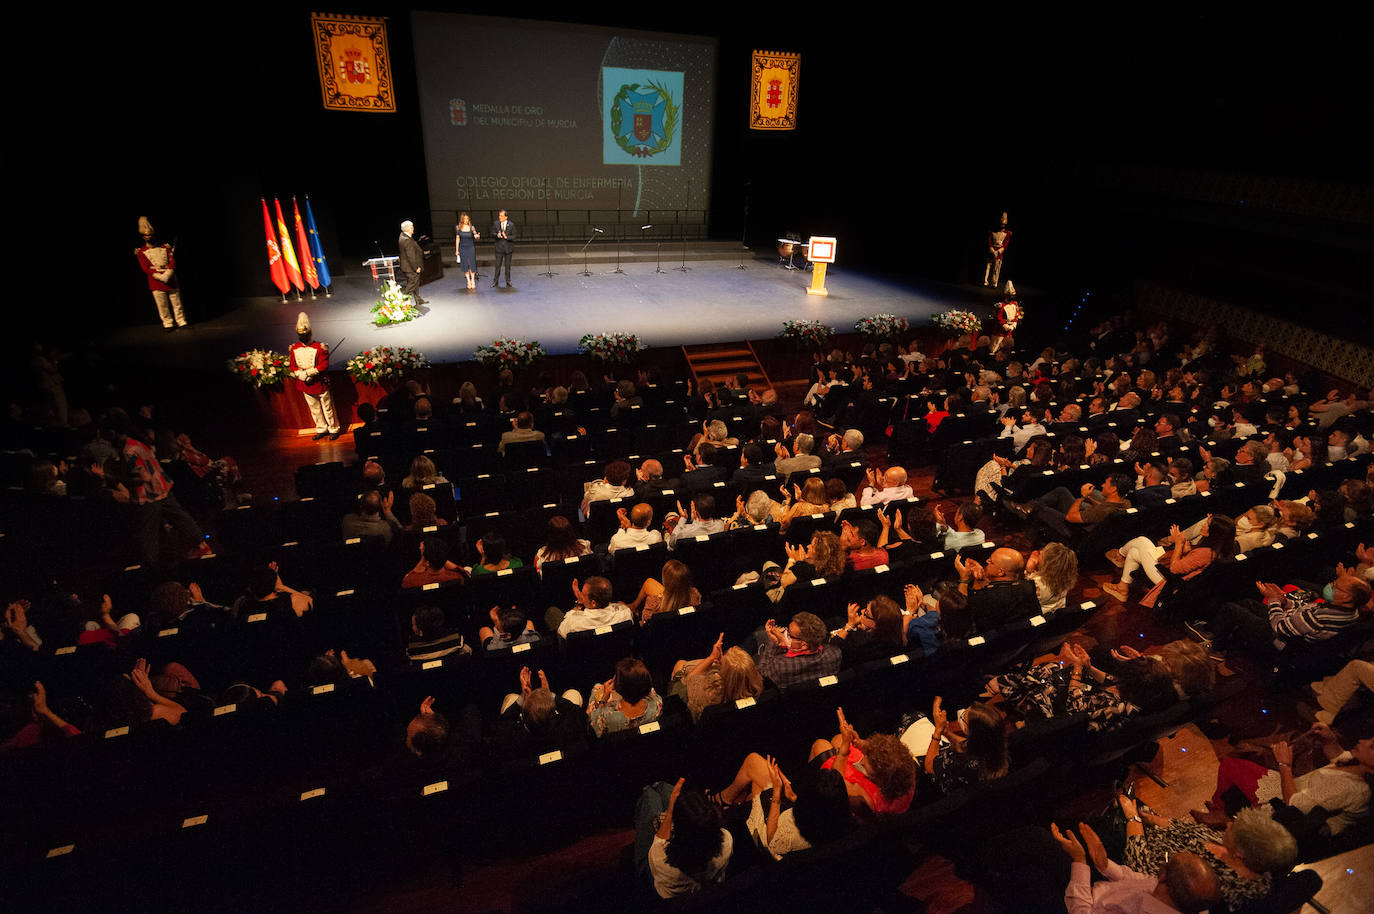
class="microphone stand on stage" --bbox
[613,180,626,274]
[676,178,692,272]
[652,225,665,274]
[580,228,603,277]
[539,188,556,278]
[737,184,750,270]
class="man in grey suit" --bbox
[398,220,427,305]
[490,209,516,288]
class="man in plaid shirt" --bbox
[757,612,841,690]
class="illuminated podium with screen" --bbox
[805,236,836,297]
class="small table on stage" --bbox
[364,256,399,290]
[776,238,813,271]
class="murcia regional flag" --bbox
[750,50,800,131]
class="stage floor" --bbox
[111,251,988,364]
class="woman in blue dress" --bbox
[455,212,480,290]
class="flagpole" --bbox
[304,195,333,297]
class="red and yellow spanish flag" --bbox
[292,197,320,290]
[261,198,289,295]
[750,50,800,131]
[274,197,305,292]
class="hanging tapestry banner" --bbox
[311,12,396,113]
[750,50,799,130]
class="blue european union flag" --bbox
[304,196,332,288]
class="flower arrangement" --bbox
[778,318,836,349]
[932,309,983,337]
[371,279,421,326]
[474,337,547,369]
[578,331,645,363]
[854,313,910,339]
[227,349,290,388]
[345,346,431,385]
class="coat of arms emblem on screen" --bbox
[609,81,678,159]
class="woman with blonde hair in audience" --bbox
[453,381,483,414]
[628,559,702,624]
[667,633,764,721]
[768,531,845,602]
[401,454,448,490]
[1026,542,1078,613]
[776,477,828,531]
[1234,504,1279,552]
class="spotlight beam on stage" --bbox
[134,260,963,366]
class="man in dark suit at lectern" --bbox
[491,209,516,288]
[398,220,427,305]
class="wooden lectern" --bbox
[806,236,836,296]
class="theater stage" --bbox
[111,247,985,365]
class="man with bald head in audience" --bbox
[609,503,663,551]
[956,546,1040,632]
[860,465,914,506]
[633,459,672,498]
[1055,820,1220,914]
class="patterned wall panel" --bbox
[1138,282,1374,388]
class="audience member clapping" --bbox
[859,466,913,506]
[1101,515,1236,607]
[770,531,845,601]
[920,697,1009,795]
[987,642,1178,733]
[634,777,732,898]
[832,596,905,667]
[587,657,661,737]
[710,752,852,860]
[808,707,916,817]
[666,633,762,722]
[610,503,664,550]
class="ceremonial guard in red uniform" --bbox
[990,281,1024,354]
[982,211,1012,287]
[135,216,187,330]
[290,312,341,440]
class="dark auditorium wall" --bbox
[15,8,1369,338]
